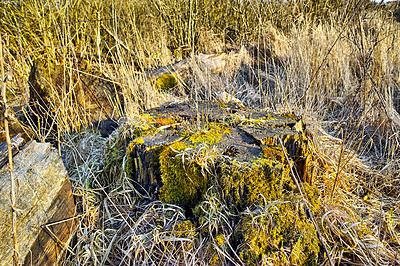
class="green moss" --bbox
[219,156,292,207]
[155,73,178,91]
[170,220,197,238]
[238,201,319,265]
[217,146,319,265]
[126,113,158,139]
[303,182,321,215]
[136,113,156,131]
[278,113,298,120]
[159,142,209,208]
[132,137,144,145]
[163,220,197,252]
[188,122,230,145]
[261,146,286,163]
[228,114,275,126]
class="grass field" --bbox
[1,0,400,264]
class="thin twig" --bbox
[1,34,19,265]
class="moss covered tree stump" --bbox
[126,101,321,265]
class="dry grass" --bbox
[1,0,400,265]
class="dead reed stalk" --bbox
[0,35,19,265]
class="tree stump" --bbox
[127,101,307,200]
[124,101,321,264]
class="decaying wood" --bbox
[0,141,76,266]
[128,101,306,198]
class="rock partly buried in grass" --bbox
[0,140,76,266]
[126,101,320,265]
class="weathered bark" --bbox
[127,128,183,197]
[0,141,76,265]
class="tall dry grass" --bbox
[1,0,400,264]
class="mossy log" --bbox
[126,101,320,264]
[146,53,233,80]
[0,141,76,265]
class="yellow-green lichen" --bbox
[209,235,227,265]
[188,122,230,145]
[127,113,157,137]
[163,220,197,252]
[303,183,321,215]
[170,220,197,238]
[261,145,286,163]
[155,73,178,91]
[244,114,274,125]
[228,114,275,126]
[278,113,298,120]
[159,142,209,208]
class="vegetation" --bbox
[1,0,400,265]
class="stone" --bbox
[93,118,120,138]
[0,141,76,265]
[0,133,24,169]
